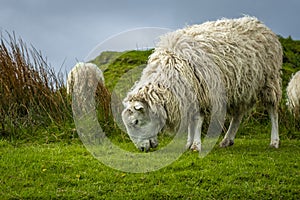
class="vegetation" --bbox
[0,31,299,199]
[1,138,299,199]
[0,32,73,142]
[91,51,123,71]
[93,50,153,91]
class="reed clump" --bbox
[0,32,72,139]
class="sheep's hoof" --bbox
[219,139,234,148]
[270,140,279,148]
[190,142,201,152]
[185,142,192,150]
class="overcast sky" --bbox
[1,0,299,73]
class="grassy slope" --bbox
[90,51,124,71]
[1,138,299,199]
[93,50,153,91]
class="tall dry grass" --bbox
[0,32,72,139]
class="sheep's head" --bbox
[121,100,166,152]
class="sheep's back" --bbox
[153,17,282,112]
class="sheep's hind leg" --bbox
[186,114,204,151]
[220,113,244,147]
[268,105,280,148]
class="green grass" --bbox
[1,135,299,199]
[98,50,153,91]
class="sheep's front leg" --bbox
[186,114,204,151]
[220,112,244,147]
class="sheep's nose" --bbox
[139,147,145,151]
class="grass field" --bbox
[1,134,299,199]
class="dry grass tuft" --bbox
[0,32,71,139]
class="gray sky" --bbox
[1,0,299,73]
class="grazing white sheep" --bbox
[287,71,300,117]
[67,62,104,95]
[122,16,282,152]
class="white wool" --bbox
[67,62,104,95]
[287,71,300,117]
[124,16,282,131]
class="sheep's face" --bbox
[121,101,165,152]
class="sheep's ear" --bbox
[134,102,144,111]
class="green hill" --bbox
[90,51,124,71]
[91,49,153,91]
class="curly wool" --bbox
[124,16,282,129]
[287,71,300,117]
[67,62,104,95]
